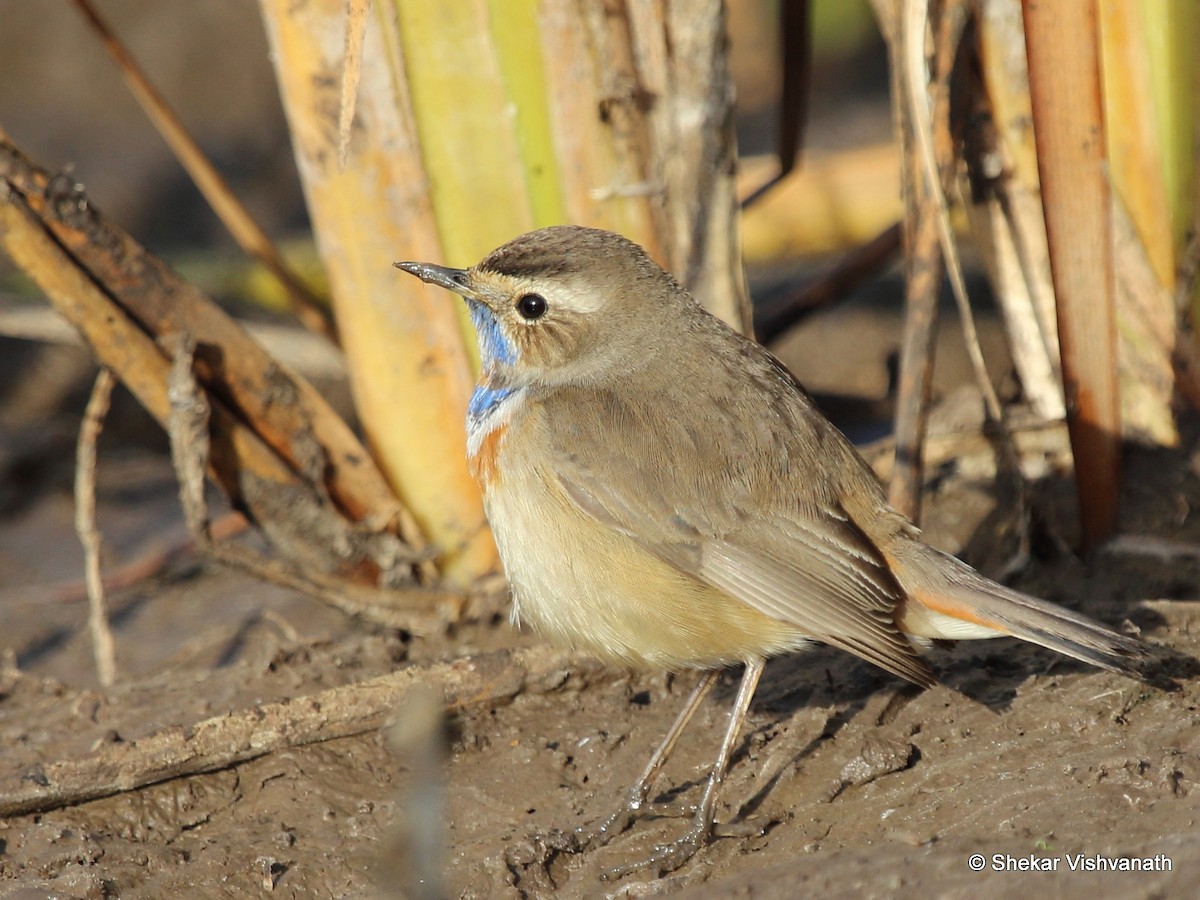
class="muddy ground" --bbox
[2,296,1200,900]
[6,3,1197,897]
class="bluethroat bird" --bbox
[396,226,1146,876]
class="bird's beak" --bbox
[393,261,478,300]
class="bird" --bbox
[395,225,1147,877]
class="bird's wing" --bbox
[547,385,933,687]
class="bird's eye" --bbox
[515,293,548,321]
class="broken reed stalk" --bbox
[0,133,432,596]
[163,333,457,632]
[1022,0,1121,550]
[0,645,583,818]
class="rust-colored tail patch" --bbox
[896,586,1011,639]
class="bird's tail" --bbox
[889,543,1147,678]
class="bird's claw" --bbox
[575,805,635,851]
[599,825,707,881]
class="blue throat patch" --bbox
[469,383,517,420]
[469,301,517,367]
[467,300,519,422]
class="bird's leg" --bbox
[578,668,720,850]
[602,657,765,880]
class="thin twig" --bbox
[740,0,812,209]
[902,0,1003,425]
[52,512,249,604]
[885,0,946,521]
[74,368,118,687]
[0,305,347,382]
[70,0,336,342]
[888,177,942,521]
[865,413,1070,482]
[755,221,902,344]
[1102,534,1200,564]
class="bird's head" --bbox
[396,226,686,387]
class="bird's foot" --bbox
[574,799,638,851]
[577,791,703,847]
[599,816,710,881]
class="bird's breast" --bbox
[466,381,525,489]
[476,405,813,669]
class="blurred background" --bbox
[0,0,889,250]
[0,0,1000,431]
